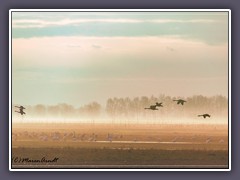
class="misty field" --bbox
[11,123,228,169]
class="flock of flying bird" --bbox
[144,99,211,119]
[15,99,211,119]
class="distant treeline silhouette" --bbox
[13,95,228,120]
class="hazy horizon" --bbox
[12,94,228,124]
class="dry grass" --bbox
[11,123,229,168]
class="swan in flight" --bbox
[173,99,187,105]
[198,114,211,118]
[15,105,26,115]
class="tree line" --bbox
[13,94,228,123]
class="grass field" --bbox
[11,123,229,169]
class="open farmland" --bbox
[11,123,228,169]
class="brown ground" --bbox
[11,123,229,169]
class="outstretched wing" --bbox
[15,110,26,115]
[15,105,26,109]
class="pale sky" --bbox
[12,11,229,107]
